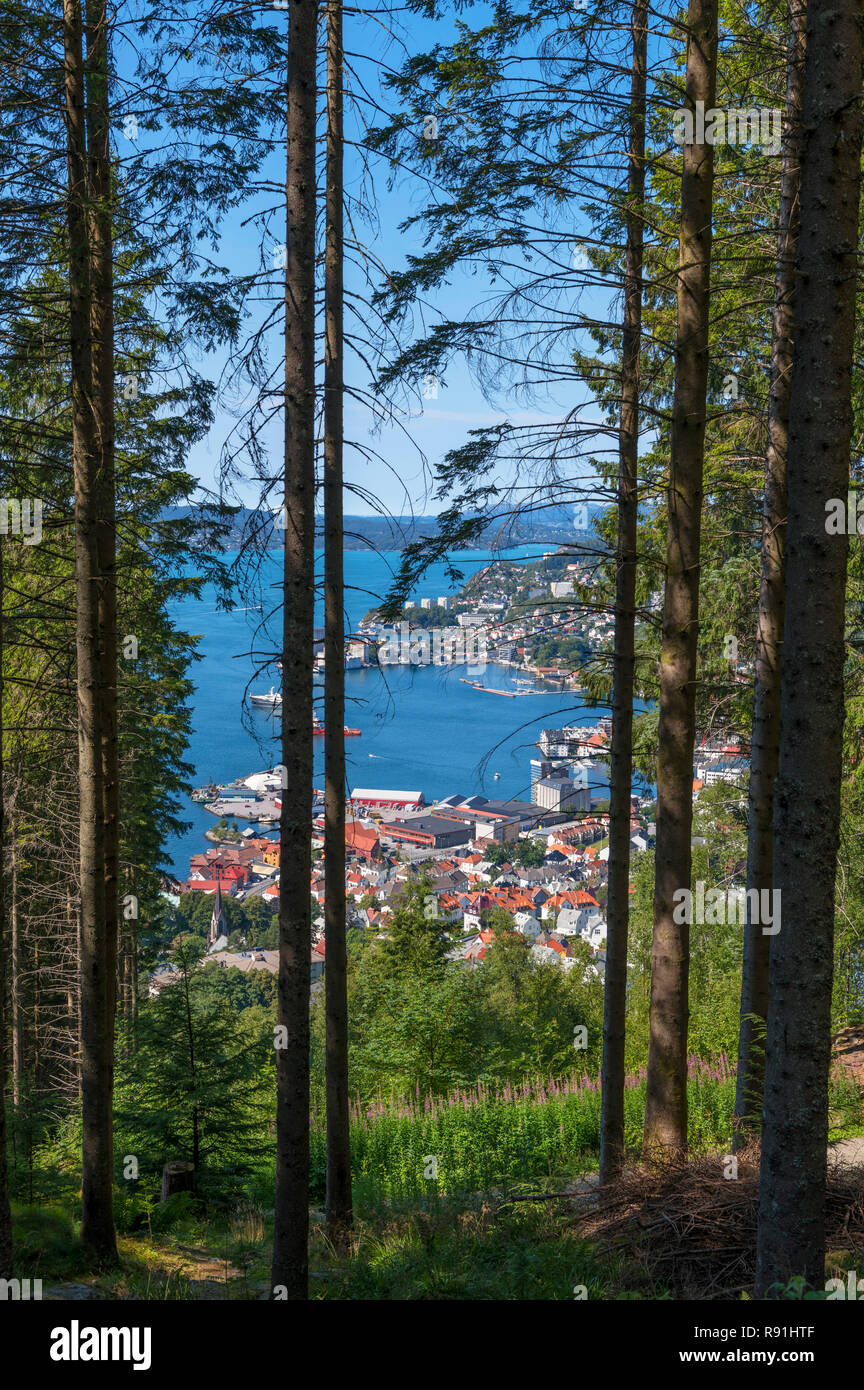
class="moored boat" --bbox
[250,686,282,708]
[313,712,361,736]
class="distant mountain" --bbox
[163,504,602,552]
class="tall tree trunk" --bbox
[85,0,118,1257]
[181,963,199,1183]
[733,0,805,1144]
[0,538,13,1279]
[599,0,647,1187]
[755,0,863,1294]
[86,0,119,1088]
[324,0,353,1251]
[643,0,717,1157]
[271,0,317,1302]
[64,0,116,1265]
[11,837,22,1105]
[73,893,82,1100]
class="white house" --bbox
[555,905,595,936]
[530,943,561,967]
[581,917,607,949]
[514,911,542,939]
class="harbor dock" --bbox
[204,792,281,822]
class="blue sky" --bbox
[174,2,609,518]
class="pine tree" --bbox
[734,0,806,1143]
[272,0,318,1303]
[756,0,864,1293]
[0,536,11,1279]
[323,0,353,1253]
[63,0,118,1265]
[600,0,647,1187]
[643,0,718,1158]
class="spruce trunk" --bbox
[324,0,353,1251]
[643,0,717,1157]
[755,0,863,1293]
[85,0,119,1257]
[733,0,805,1143]
[86,0,119,1071]
[599,0,647,1187]
[64,0,116,1264]
[0,540,12,1279]
[271,0,317,1301]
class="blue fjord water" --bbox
[163,547,608,876]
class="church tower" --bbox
[209,878,228,947]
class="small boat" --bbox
[493,772,500,780]
[313,713,361,737]
[250,687,282,708]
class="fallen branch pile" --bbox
[572,1150,864,1299]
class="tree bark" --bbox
[733,0,805,1145]
[85,0,119,1086]
[324,0,353,1251]
[11,837,22,1105]
[63,0,117,1265]
[85,0,119,1257]
[599,0,647,1188]
[0,539,13,1279]
[271,0,317,1302]
[643,0,717,1157]
[755,0,863,1294]
[181,960,199,1184]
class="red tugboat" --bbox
[313,712,361,737]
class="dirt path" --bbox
[169,1244,248,1299]
[830,1136,864,1169]
[43,1245,249,1302]
[833,1024,864,1092]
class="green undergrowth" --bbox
[311,1066,738,1205]
[8,1065,860,1300]
[310,1198,639,1300]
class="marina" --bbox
[459,678,532,697]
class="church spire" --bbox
[209,877,227,946]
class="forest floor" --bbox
[29,1199,614,1301]
[17,1031,864,1301]
[23,1124,864,1301]
[37,1238,250,1302]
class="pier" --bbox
[204,792,281,822]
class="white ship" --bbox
[250,686,282,708]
